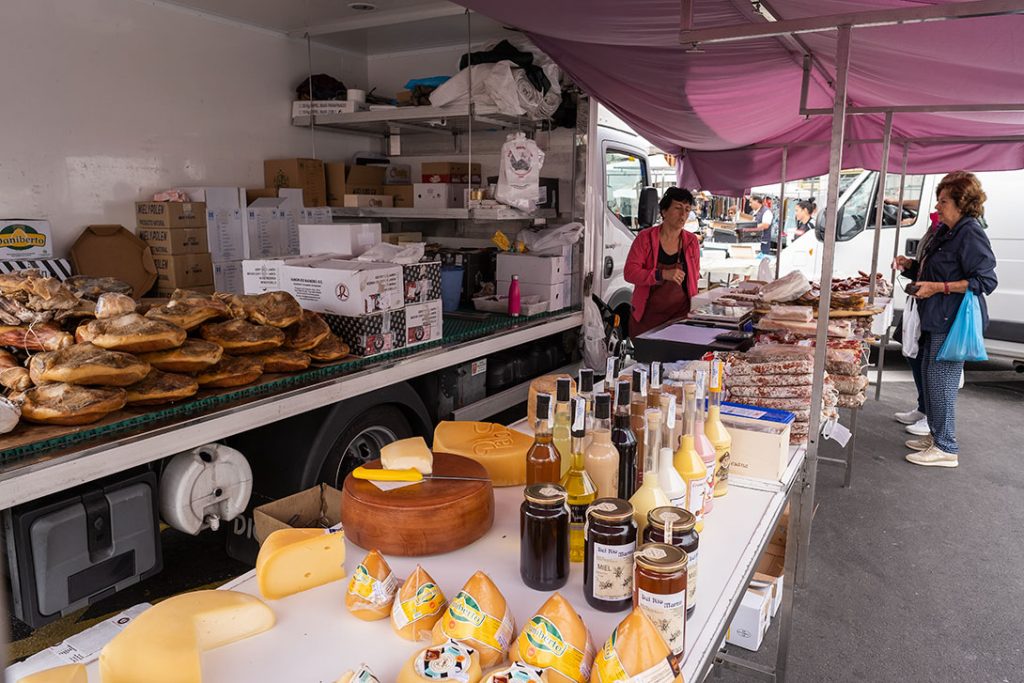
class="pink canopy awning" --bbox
[458,0,1024,193]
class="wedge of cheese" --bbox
[432,422,533,486]
[98,590,275,683]
[433,571,515,669]
[380,436,433,474]
[335,665,380,682]
[16,664,87,683]
[346,549,399,621]
[256,527,346,600]
[398,640,483,683]
[590,609,682,683]
[511,593,594,683]
[482,662,550,682]
[392,564,448,641]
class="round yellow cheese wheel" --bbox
[511,593,593,683]
[432,571,515,669]
[392,565,448,641]
[589,609,681,683]
[527,375,576,427]
[431,422,533,487]
[398,640,483,683]
[345,549,399,621]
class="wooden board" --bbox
[341,453,495,557]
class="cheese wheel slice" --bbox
[335,665,380,682]
[16,664,87,683]
[98,590,275,683]
[381,436,433,474]
[511,593,594,683]
[398,640,483,683]
[482,662,550,682]
[345,549,399,621]
[432,422,533,487]
[527,375,576,426]
[392,564,447,641]
[589,609,681,683]
[256,527,346,600]
[433,571,515,669]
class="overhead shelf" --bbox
[292,104,540,136]
[330,206,558,221]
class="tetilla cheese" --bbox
[432,422,533,486]
[16,664,87,683]
[589,609,682,683]
[483,662,550,682]
[398,640,483,683]
[346,549,399,621]
[335,665,381,682]
[511,593,594,683]
[433,571,516,669]
[255,527,346,600]
[381,436,434,474]
[392,564,448,641]
[98,590,275,683]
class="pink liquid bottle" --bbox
[694,367,717,517]
[508,275,521,317]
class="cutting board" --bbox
[341,452,495,556]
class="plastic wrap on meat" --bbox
[837,392,867,408]
[766,305,814,323]
[756,317,853,338]
[727,372,814,388]
[832,374,869,394]
[728,358,816,376]
[760,270,812,303]
[729,384,815,399]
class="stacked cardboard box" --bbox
[726,507,788,651]
[136,201,214,295]
[495,251,572,312]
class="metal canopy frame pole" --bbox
[868,111,893,304]
[777,146,788,279]
[876,143,910,401]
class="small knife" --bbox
[352,466,489,483]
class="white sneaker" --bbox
[905,417,930,436]
[905,435,933,451]
[906,445,958,468]
[894,409,924,425]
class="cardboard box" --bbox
[154,252,214,289]
[496,252,570,285]
[401,259,442,304]
[381,231,422,245]
[405,299,443,347]
[497,278,569,311]
[381,185,414,209]
[244,198,287,259]
[264,158,326,207]
[281,259,403,317]
[414,183,467,209]
[346,166,386,195]
[277,189,304,257]
[155,284,215,297]
[135,202,207,229]
[241,255,331,294]
[0,220,54,260]
[720,403,794,481]
[344,194,393,209]
[324,309,406,357]
[298,223,381,258]
[291,100,369,117]
[213,260,244,294]
[726,585,772,652]
[70,225,157,298]
[137,227,209,256]
[422,162,481,184]
[179,188,247,262]
[300,207,334,224]
[252,483,344,545]
[385,164,412,185]
[326,162,347,207]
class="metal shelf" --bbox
[292,104,539,137]
[330,206,558,221]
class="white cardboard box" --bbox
[244,198,287,259]
[413,183,467,209]
[242,255,333,294]
[720,403,794,481]
[299,223,381,257]
[496,252,571,285]
[0,220,54,260]
[182,187,247,262]
[213,260,244,294]
[725,586,772,652]
[300,207,334,224]
[497,278,569,311]
[405,299,443,348]
[277,188,303,257]
[282,259,403,317]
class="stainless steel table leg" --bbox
[844,407,859,488]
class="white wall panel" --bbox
[0,0,372,256]
[367,45,464,100]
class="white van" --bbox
[779,169,1024,363]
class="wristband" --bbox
[943,282,950,295]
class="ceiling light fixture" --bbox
[347,2,377,10]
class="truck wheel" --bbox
[316,405,413,488]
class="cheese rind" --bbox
[256,527,346,600]
[511,593,594,683]
[381,436,434,474]
[398,640,483,683]
[98,590,275,683]
[432,571,515,669]
[432,422,533,486]
[589,609,681,683]
[16,664,87,683]
[346,549,399,621]
[392,564,448,641]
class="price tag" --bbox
[709,360,722,391]
[572,397,586,432]
[606,357,617,382]
[651,361,662,387]
[640,370,648,396]
[695,368,707,399]
[666,395,677,430]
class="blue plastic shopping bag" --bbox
[937,290,988,362]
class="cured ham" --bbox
[137,340,223,373]
[307,334,350,362]
[216,291,302,328]
[95,293,138,319]
[196,355,264,388]
[17,383,127,425]
[253,349,311,373]
[29,343,151,387]
[200,319,285,354]
[77,313,186,353]
[145,298,227,330]
[0,349,30,392]
[284,311,330,351]
[0,323,73,351]
[125,369,199,405]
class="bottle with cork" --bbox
[584,393,618,499]
[629,368,648,487]
[612,380,638,499]
[526,392,560,485]
[675,382,708,532]
[628,408,671,536]
[553,377,573,478]
[694,367,717,517]
[560,397,597,562]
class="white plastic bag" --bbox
[582,296,609,372]
[902,297,921,359]
[355,241,425,265]
[516,222,583,255]
[496,132,545,212]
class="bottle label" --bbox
[666,395,676,430]
[518,615,593,681]
[441,590,515,654]
[637,588,686,655]
[593,639,678,683]
[687,479,706,521]
[710,360,723,391]
[687,550,699,609]
[414,640,477,681]
[715,448,731,489]
[391,581,445,629]
[704,467,715,508]
[668,493,687,509]
[591,541,636,601]
[651,361,661,387]
[573,398,586,432]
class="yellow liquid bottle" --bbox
[705,360,732,498]
[674,383,707,532]
[629,408,671,537]
[560,397,596,563]
[553,377,573,478]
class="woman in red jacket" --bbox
[624,186,701,337]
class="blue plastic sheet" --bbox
[937,290,988,362]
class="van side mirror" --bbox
[638,188,659,229]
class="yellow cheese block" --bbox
[398,640,483,683]
[511,593,594,683]
[527,375,576,426]
[392,564,448,641]
[589,609,681,683]
[431,422,533,486]
[16,664,87,683]
[433,571,515,669]
[346,549,399,621]
[98,590,275,683]
[381,436,433,474]
[255,527,346,600]
[482,662,551,682]
[335,665,380,682]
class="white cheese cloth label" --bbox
[592,541,636,601]
[626,657,679,683]
[638,589,686,655]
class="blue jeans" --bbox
[921,332,963,454]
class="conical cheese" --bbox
[511,593,594,683]
[482,662,551,682]
[15,664,87,683]
[398,640,483,683]
[346,549,399,621]
[335,665,380,682]
[392,564,448,641]
[432,571,515,669]
[255,527,346,600]
[589,609,681,683]
[432,422,533,486]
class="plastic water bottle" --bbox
[508,275,521,317]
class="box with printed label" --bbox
[720,402,794,481]
[414,183,467,209]
[154,252,214,289]
[241,255,331,294]
[726,585,772,652]
[176,188,245,261]
[300,207,334,224]
[299,223,381,258]
[281,259,403,317]
[0,220,54,260]
[401,259,442,304]
[405,299,443,348]
[497,279,569,311]
[291,101,369,117]
[138,227,209,256]
[381,185,414,208]
[323,308,405,357]
[346,166,386,195]
[264,158,326,207]
[343,194,393,209]
[213,260,244,294]
[385,164,412,185]
[135,202,207,229]
[421,162,481,184]
[496,252,570,285]
[244,198,287,259]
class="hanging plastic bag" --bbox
[496,132,545,212]
[937,290,988,362]
[901,297,921,359]
[581,296,609,372]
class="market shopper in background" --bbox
[893,172,997,468]
[735,194,775,254]
[793,200,816,239]
[624,186,701,337]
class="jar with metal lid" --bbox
[520,484,570,591]
[583,497,637,612]
[633,542,688,657]
[644,506,700,615]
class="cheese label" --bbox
[592,541,636,602]
[518,615,591,681]
[393,582,445,629]
[348,565,398,607]
[637,589,686,655]
[414,640,477,681]
[350,665,380,682]
[442,590,514,654]
[593,640,678,683]
[486,662,546,682]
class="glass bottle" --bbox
[584,498,637,612]
[629,368,648,487]
[633,543,688,657]
[603,356,621,405]
[520,484,570,590]
[660,393,678,453]
[674,383,707,533]
[657,395,687,509]
[526,392,561,485]
[585,393,619,499]
[553,377,573,478]
[694,368,717,517]
[560,398,597,563]
[643,507,699,615]
[578,367,595,451]
[705,360,732,498]
[628,409,670,537]
[612,380,638,500]
[647,361,663,409]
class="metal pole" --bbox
[877,144,910,401]
[466,10,474,203]
[776,146,788,279]
[868,111,893,304]
[797,24,852,586]
[306,33,317,159]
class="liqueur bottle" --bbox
[560,398,597,563]
[674,383,708,532]
[612,380,638,499]
[628,409,671,536]
[553,377,573,478]
[526,392,560,485]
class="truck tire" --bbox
[316,405,413,488]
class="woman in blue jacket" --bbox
[894,172,998,468]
